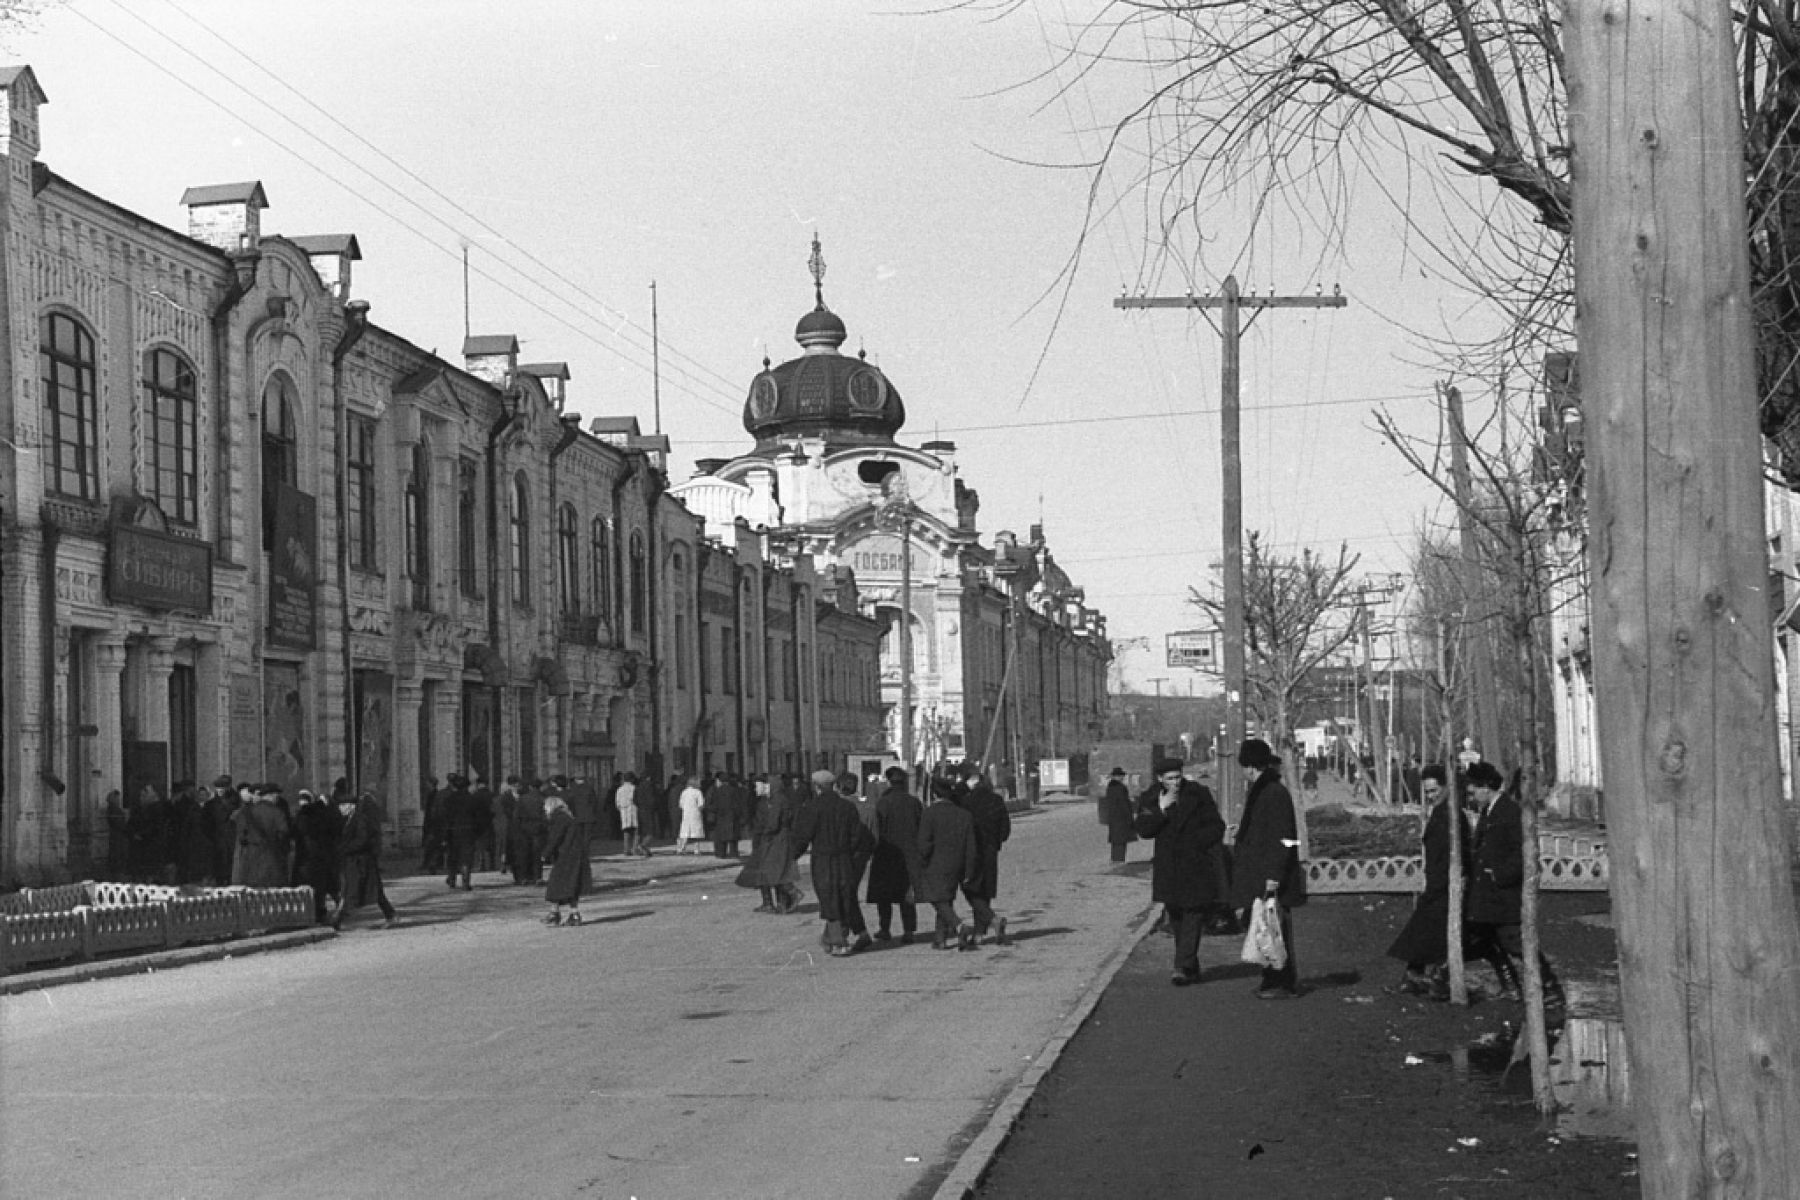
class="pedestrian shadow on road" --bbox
[1299,968,1363,992]
[580,908,657,925]
[1001,925,1074,944]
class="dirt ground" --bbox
[973,881,1638,1199]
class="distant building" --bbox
[671,239,1110,783]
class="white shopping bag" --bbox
[1240,896,1287,970]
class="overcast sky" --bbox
[7,0,1476,690]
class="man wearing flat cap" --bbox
[1230,738,1306,998]
[1134,757,1226,985]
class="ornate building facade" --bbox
[671,242,1111,785]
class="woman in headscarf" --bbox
[541,791,592,925]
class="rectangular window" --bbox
[674,610,690,690]
[147,350,199,525]
[347,415,378,569]
[722,624,737,694]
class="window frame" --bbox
[145,346,199,525]
[346,413,378,570]
[41,312,100,502]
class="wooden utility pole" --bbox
[1117,277,1345,819]
[1568,2,1800,1193]
[1445,385,1503,765]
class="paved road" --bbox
[1,799,1150,1200]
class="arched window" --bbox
[261,376,298,545]
[404,442,430,605]
[145,348,198,524]
[457,458,479,596]
[41,312,100,501]
[557,503,580,616]
[589,517,610,621]
[511,472,531,605]
[629,531,647,634]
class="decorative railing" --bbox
[0,882,317,974]
[1306,838,1610,895]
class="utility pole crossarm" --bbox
[1115,294,1347,311]
[1114,274,1348,822]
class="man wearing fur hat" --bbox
[1230,738,1306,998]
[1134,757,1226,985]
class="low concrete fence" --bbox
[1306,835,1610,895]
[0,882,316,974]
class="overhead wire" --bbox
[76,1,745,422]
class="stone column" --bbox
[392,679,422,849]
[139,636,177,746]
[93,636,128,871]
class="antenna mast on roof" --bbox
[462,243,471,340]
[651,280,662,439]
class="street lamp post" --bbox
[880,499,915,772]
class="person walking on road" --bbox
[740,774,802,913]
[676,775,707,854]
[1134,757,1227,986]
[793,770,876,956]
[331,792,397,929]
[508,777,546,884]
[917,776,978,950]
[867,766,924,943]
[541,791,591,926]
[1101,767,1137,864]
[957,770,1012,947]
[1231,738,1306,999]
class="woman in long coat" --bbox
[541,794,592,925]
[289,790,341,923]
[916,778,979,949]
[1230,740,1307,998]
[676,777,708,854]
[866,768,924,942]
[333,793,396,929]
[1385,764,1467,993]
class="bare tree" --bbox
[1187,531,1361,750]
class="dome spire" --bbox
[808,231,827,310]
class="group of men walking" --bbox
[733,765,1012,957]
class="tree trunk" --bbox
[1512,603,1553,1114]
[1440,620,1470,1005]
[1567,2,1800,1193]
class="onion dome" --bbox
[742,235,906,451]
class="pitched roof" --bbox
[179,181,268,209]
[462,334,518,356]
[288,233,362,259]
[0,65,47,104]
[518,361,570,381]
[587,416,641,435]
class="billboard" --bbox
[1166,628,1219,670]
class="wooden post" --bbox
[1568,1,1800,1192]
[1446,385,1504,764]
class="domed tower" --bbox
[742,234,906,453]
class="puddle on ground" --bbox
[1419,1001,1632,1140]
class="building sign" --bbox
[1167,629,1219,670]
[848,533,925,577]
[107,524,212,613]
[267,482,317,649]
[1039,758,1070,789]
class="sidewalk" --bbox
[1,836,739,995]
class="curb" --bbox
[930,899,1158,1200]
[0,926,337,995]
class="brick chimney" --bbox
[462,334,519,387]
[289,234,361,301]
[180,181,269,252]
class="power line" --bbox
[77,2,745,421]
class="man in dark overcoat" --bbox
[916,776,979,949]
[956,771,1012,946]
[509,778,547,884]
[561,774,600,882]
[418,775,446,873]
[332,792,397,929]
[867,766,924,943]
[1464,761,1561,1004]
[1101,767,1137,863]
[441,774,478,892]
[1133,757,1227,985]
[1229,738,1306,998]
[792,771,876,956]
